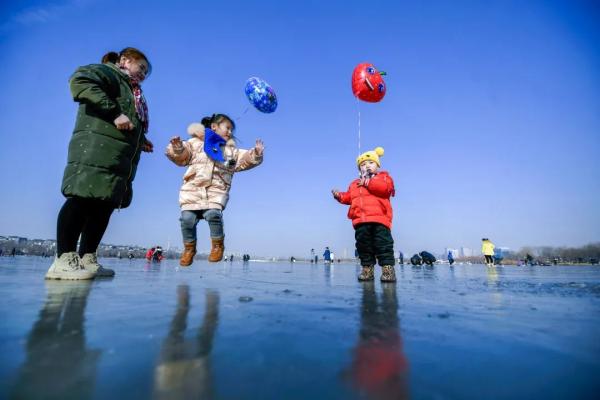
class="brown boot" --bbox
[179,241,196,267]
[208,237,225,262]
[381,265,397,282]
[358,265,375,281]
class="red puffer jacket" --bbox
[335,171,395,229]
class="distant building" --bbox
[8,236,27,244]
[495,247,511,258]
[460,247,473,257]
[445,248,460,259]
[43,240,56,247]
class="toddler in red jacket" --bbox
[332,147,397,282]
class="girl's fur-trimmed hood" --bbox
[187,122,235,146]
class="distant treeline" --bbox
[2,238,599,264]
[0,239,221,260]
[514,242,600,262]
[456,242,600,265]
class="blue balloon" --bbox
[245,77,277,113]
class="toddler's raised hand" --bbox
[358,177,372,187]
[331,189,340,199]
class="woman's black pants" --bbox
[56,197,114,257]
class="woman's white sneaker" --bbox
[81,253,115,277]
[45,252,96,280]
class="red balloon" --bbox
[351,62,386,103]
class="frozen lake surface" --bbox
[1,256,599,399]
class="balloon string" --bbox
[236,106,250,120]
[356,96,361,155]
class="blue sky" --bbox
[0,0,598,257]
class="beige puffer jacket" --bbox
[165,123,263,211]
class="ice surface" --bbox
[0,257,598,399]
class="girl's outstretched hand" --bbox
[170,136,183,150]
[331,189,340,199]
[255,139,264,156]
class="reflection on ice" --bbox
[346,282,408,399]
[11,281,100,399]
[153,285,219,399]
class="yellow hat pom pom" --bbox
[375,147,384,156]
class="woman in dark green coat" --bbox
[46,47,153,280]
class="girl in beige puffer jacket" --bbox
[166,114,264,266]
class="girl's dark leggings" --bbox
[57,197,114,257]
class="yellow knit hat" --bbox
[356,147,384,167]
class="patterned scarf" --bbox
[130,78,149,133]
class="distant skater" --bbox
[323,247,332,263]
[332,147,396,282]
[46,47,153,280]
[166,115,264,266]
[481,238,495,267]
[447,251,454,266]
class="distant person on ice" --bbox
[332,147,397,282]
[448,251,455,266]
[419,251,436,266]
[46,47,153,280]
[153,246,164,261]
[146,247,156,260]
[323,247,332,263]
[166,114,264,266]
[481,238,495,267]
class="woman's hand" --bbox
[254,139,264,156]
[142,138,153,153]
[114,114,135,130]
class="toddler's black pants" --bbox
[355,222,395,267]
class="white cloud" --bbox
[13,6,60,25]
[2,0,93,31]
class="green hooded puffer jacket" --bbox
[61,62,148,208]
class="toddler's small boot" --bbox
[208,237,225,262]
[380,265,397,282]
[179,241,197,267]
[358,265,375,281]
[45,252,96,280]
[81,253,115,277]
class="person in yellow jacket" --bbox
[481,238,495,267]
